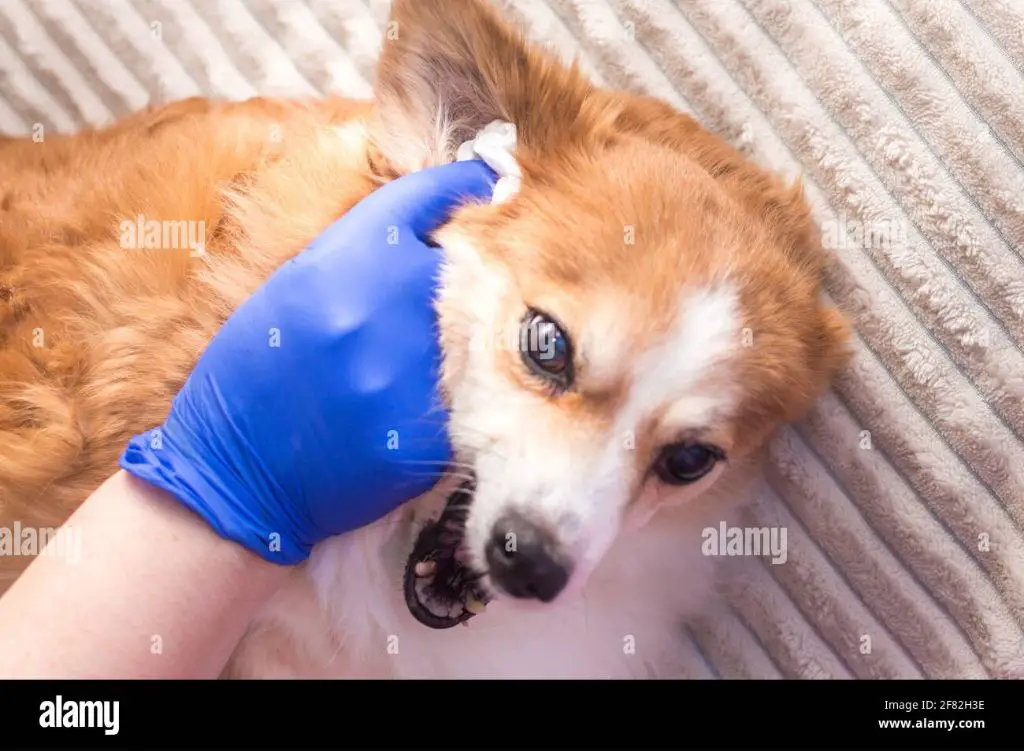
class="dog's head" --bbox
[367,0,851,627]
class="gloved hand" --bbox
[120,160,497,565]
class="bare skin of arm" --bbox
[0,470,290,678]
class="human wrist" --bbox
[119,426,312,566]
[117,471,289,580]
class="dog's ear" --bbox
[369,0,593,175]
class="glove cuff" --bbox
[119,427,310,566]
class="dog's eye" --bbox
[654,443,724,485]
[520,309,573,387]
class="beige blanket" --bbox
[1,0,1021,678]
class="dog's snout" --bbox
[486,512,573,602]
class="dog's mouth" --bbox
[403,479,491,629]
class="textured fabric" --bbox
[1,0,1022,679]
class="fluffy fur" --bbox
[0,0,850,678]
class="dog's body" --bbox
[0,0,849,678]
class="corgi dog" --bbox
[0,0,850,678]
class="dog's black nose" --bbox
[486,512,572,602]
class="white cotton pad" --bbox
[455,120,521,204]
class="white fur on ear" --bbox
[456,120,521,204]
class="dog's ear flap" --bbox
[369,0,592,175]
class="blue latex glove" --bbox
[120,160,497,565]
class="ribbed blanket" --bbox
[1,0,1022,679]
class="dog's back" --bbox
[0,96,377,591]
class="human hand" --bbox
[120,160,497,564]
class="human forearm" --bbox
[0,470,289,678]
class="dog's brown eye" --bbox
[654,443,723,485]
[520,309,573,388]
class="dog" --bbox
[0,0,850,678]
